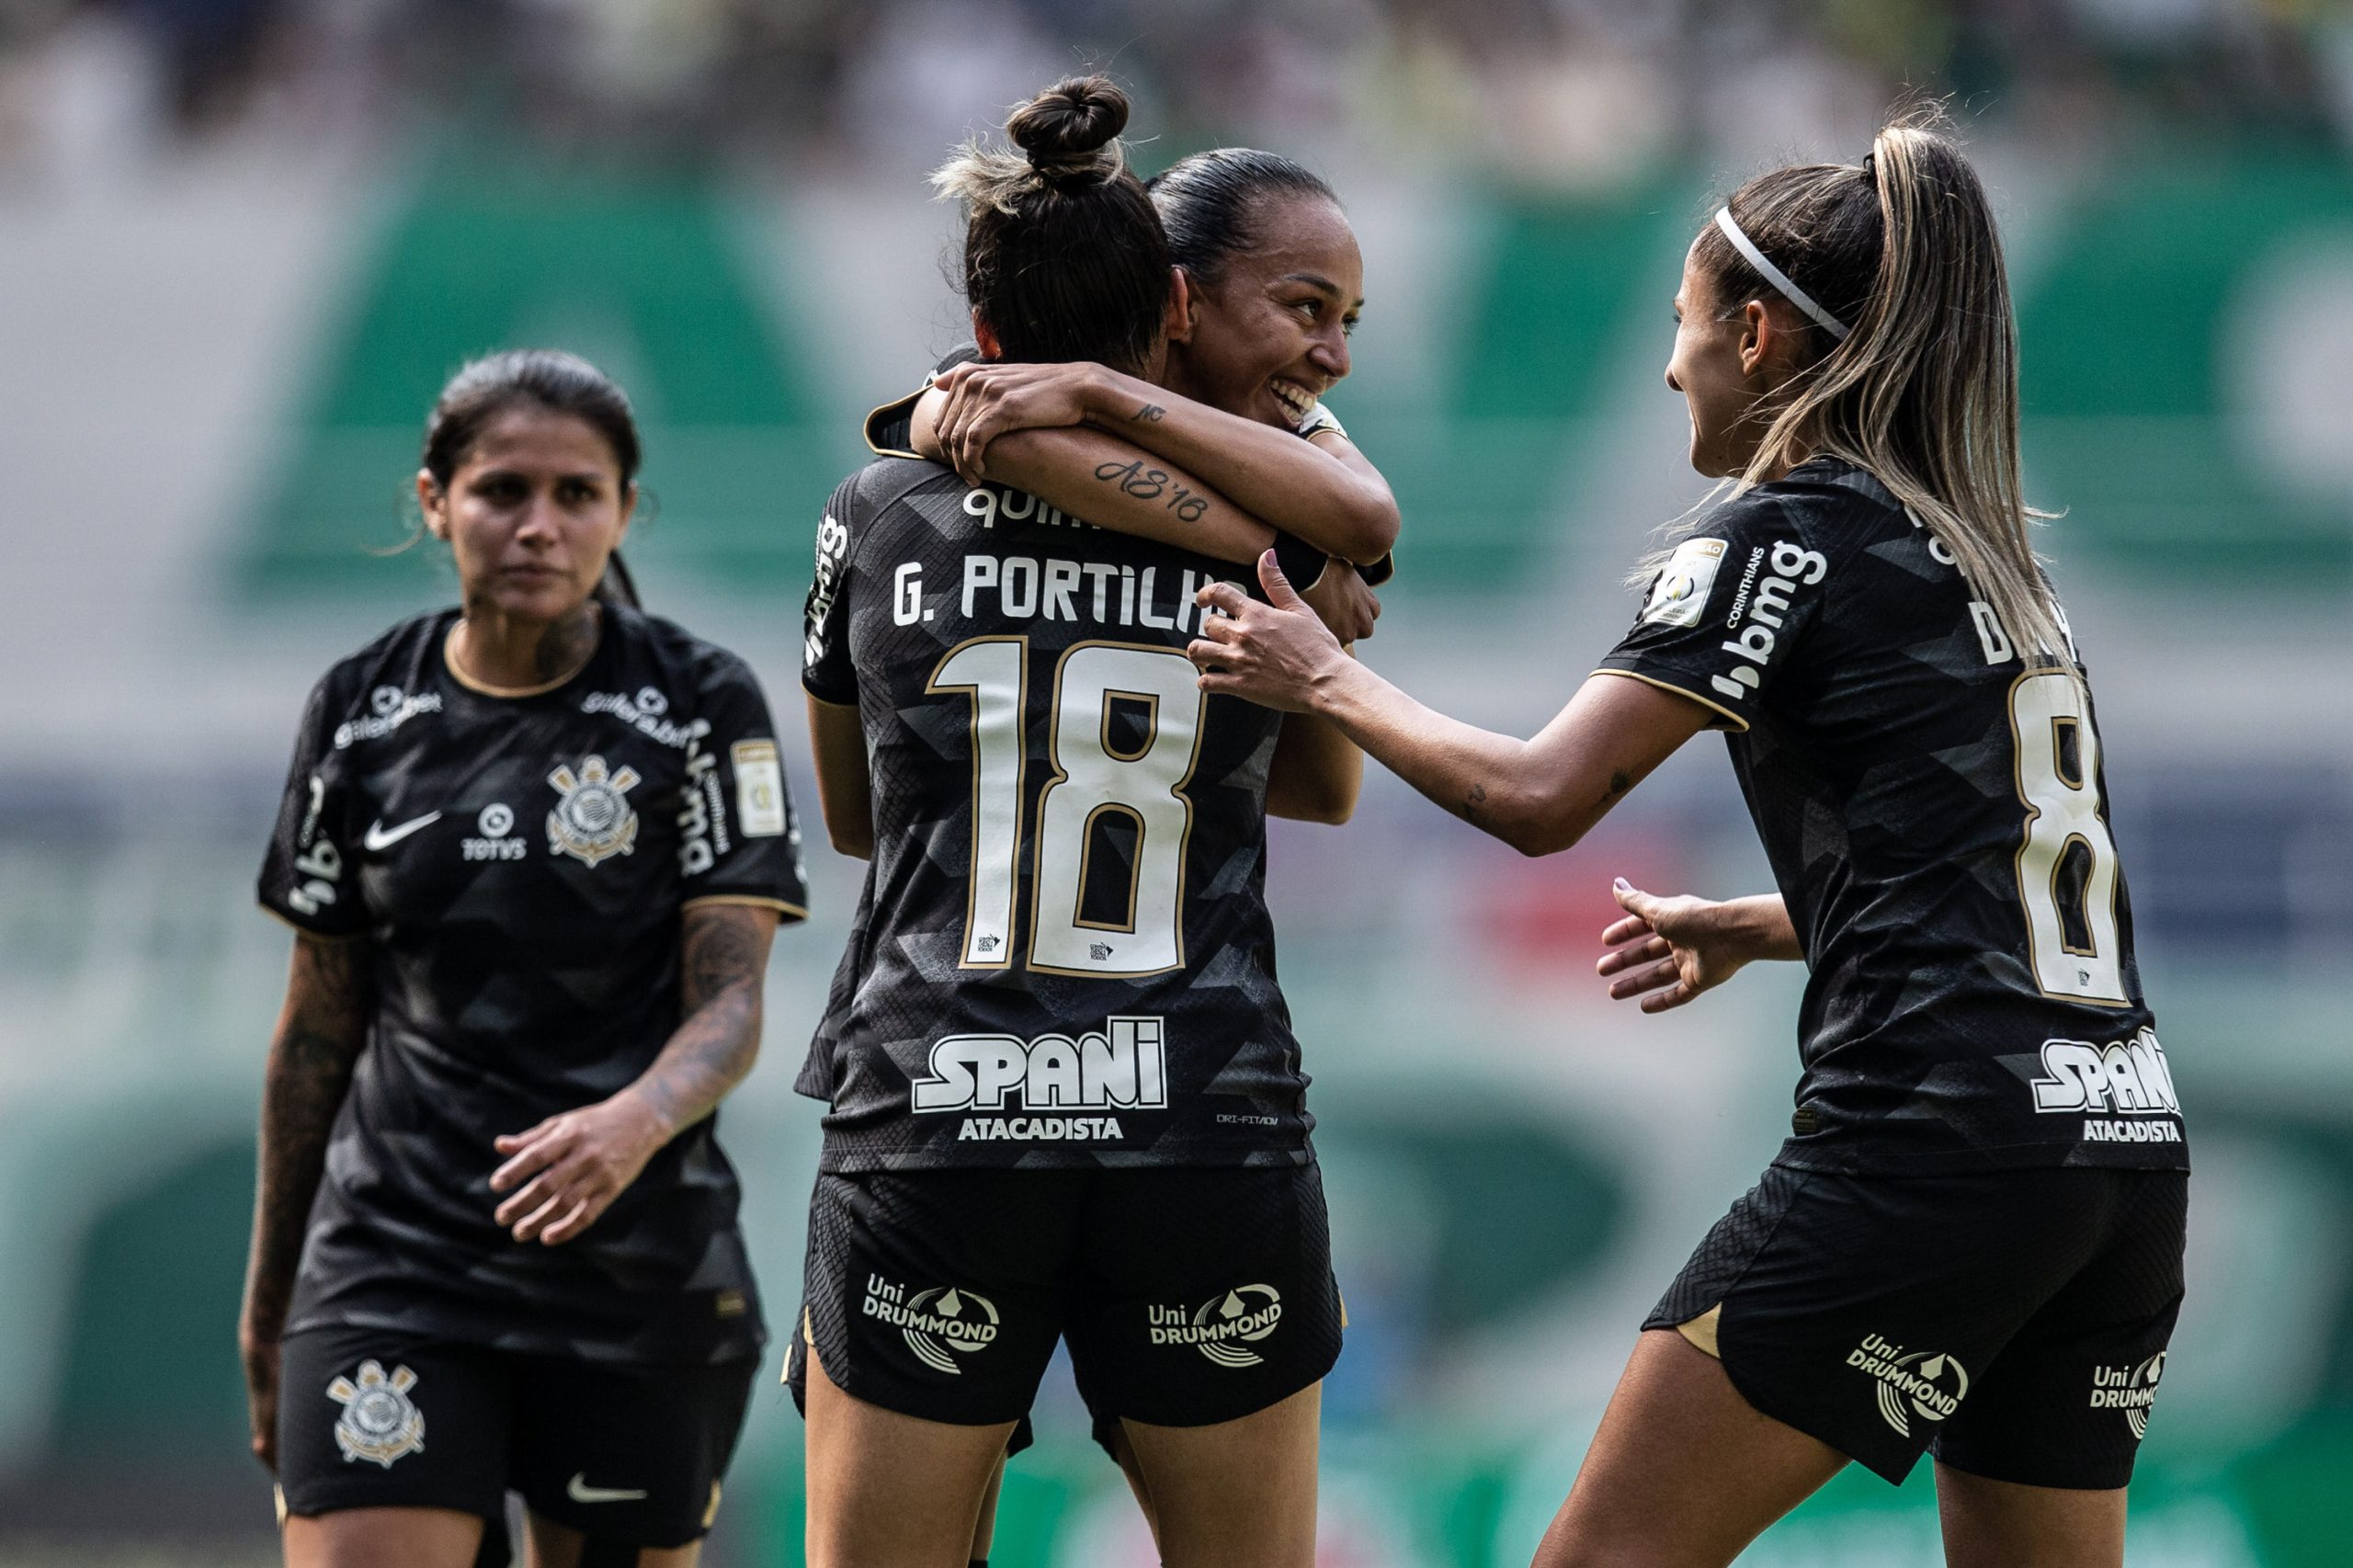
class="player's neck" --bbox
[448,603,603,696]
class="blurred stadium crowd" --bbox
[2,0,2348,182]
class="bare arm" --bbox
[240,932,371,1471]
[1265,711,1363,824]
[923,361,1401,565]
[806,694,873,858]
[1188,554,1716,857]
[488,903,779,1245]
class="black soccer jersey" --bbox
[258,605,809,1364]
[1598,459,2185,1175]
[801,457,1311,1171]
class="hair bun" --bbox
[1007,74,1130,178]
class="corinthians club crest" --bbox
[326,1360,425,1467]
[547,755,641,867]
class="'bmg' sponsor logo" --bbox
[1847,1332,1968,1437]
[914,1017,1167,1114]
[1151,1285,1283,1368]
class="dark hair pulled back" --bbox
[421,348,642,492]
[1148,148,1339,286]
[418,349,644,609]
[931,75,1170,371]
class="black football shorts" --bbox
[277,1324,756,1548]
[789,1165,1342,1441]
[1647,1162,2187,1489]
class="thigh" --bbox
[284,1506,485,1568]
[800,1169,1077,1427]
[1065,1163,1343,1430]
[1934,1462,2125,1568]
[507,1355,756,1550]
[277,1325,510,1530]
[522,1514,705,1568]
[1532,1329,1847,1568]
[1931,1171,2187,1492]
[801,1335,1020,1568]
[1118,1382,1321,1568]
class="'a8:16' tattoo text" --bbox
[1095,459,1210,523]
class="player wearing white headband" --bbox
[1181,106,2187,1568]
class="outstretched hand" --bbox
[489,1091,671,1245]
[1189,551,1354,712]
[931,361,1097,484]
[1596,878,1761,1014]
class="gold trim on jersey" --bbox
[1677,1304,1723,1359]
[681,893,810,920]
[441,622,595,699]
[1589,667,1751,733]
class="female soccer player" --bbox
[795,78,1367,1568]
[242,350,808,1568]
[1184,112,2188,1568]
[903,144,1399,582]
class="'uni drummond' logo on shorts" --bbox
[2091,1352,2165,1439]
[1847,1332,1969,1437]
[1150,1285,1282,1368]
[862,1274,999,1374]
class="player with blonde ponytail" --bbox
[1190,106,2186,1568]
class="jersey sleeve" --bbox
[682,652,811,921]
[1296,400,1347,441]
[862,344,985,458]
[257,674,369,938]
[802,474,860,706]
[1594,494,1832,733]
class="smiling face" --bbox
[419,404,635,625]
[1170,195,1362,429]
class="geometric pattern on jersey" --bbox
[1597,460,2183,1174]
[258,604,808,1363]
[801,455,1311,1171]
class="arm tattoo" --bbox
[531,603,601,683]
[1131,403,1165,424]
[1461,782,1488,824]
[1594,769,1634,810]
[244,937,369,1339]
[633,906,774,1135]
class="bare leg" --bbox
[802,1345,1018,1568]
[524,1513,705,1567]
[1935,1463,2125,1568]
[283,1507,483,1568]
[1101,1421,1162,1551]
[968,1453,1006,1562]
[1117,1382,1320,1568]
[1532,1330,1848,1568]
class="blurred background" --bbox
[2,0,2350,1562]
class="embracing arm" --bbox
[489,903,779,1245]
[240,932,371,1469]
[923,361,1401,565]
[1189,554,1715,857]
[806,695,873,858]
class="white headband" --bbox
[1713,207,1849,341]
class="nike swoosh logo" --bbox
[566,1472,649,1504]
[362,812,441,851]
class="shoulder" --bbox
[608,605,764,701]
[827,457,966,546]
[302,609,456,733]
[1683,460,1906,579]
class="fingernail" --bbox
[1613,876,1631,891]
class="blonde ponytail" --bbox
[1665,107,2073,671]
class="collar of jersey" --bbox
[441,619,601,699]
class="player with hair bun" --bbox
[1187,108,2188,1568]
[243,349,807,1568]
[794,76,1363,1568]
